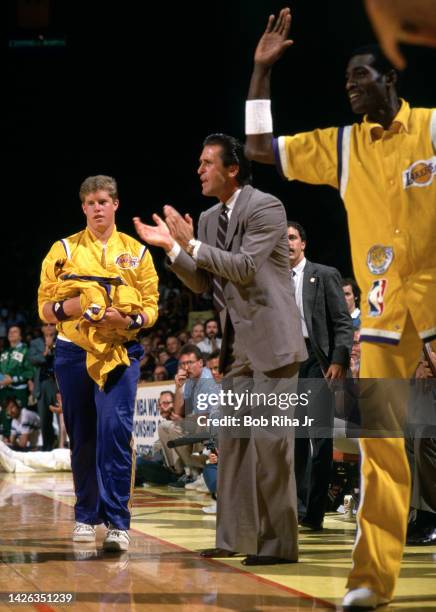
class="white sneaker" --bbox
[185,474,204,490]
[196,480,210,493]
[103,526,130,552]
[73,522,96,542]
[194,474,209,491]
[342,588,389,608]
[202,502,217,515]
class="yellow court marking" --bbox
[2,473,436,609]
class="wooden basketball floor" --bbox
[0,473,435,611]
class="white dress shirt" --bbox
[291,257,309,338]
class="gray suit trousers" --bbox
[216,339,299,559]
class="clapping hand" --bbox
[133,214,174,252]
[163,205,194,250]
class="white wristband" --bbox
[245,99,273,135]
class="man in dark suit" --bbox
[288,221,353,530]
[134,133,307,565]
[406,342,436,545]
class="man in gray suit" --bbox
[133,133,307,565]
[288,222,353,530]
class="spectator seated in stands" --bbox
[206,350,222,384]
[202,450,218,514]
[190,322,205,345]
[0,399,12,442]
[342,278,361,330]
[156,348,169,365]
[28,321,57,451]
[5,396,40,449]
[200,351,224,512]
[159,344,221,489]
[49,391,68,449]
[135,391,183,487]
[196,319,222,357]
[0,325,34,409]
[163,336,181,379]
[177,331,190,346]
[350,329,361,379]
[153,365,169,382]
[138,335,156,382]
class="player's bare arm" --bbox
[245,7,294,164]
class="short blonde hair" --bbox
[79,175,118,202]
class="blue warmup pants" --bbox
[203,463,217,495]
[55,339,143,529]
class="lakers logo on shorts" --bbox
[367,279,387,317]
[403,157,436,188]
[115,253,139,269]
[367,245,394,275]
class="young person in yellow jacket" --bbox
[245,8,436,609]
[38,175,158,552]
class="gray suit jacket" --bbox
[302,260,353,371]
[170,185,307,372]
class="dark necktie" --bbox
[212,205,229,312]
[290,269,296,295]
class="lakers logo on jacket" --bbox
[403,157,436,189]
[115,253,139,269]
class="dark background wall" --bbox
[4,0,436,313]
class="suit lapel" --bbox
[302,260,318,332]
[224,185,252,249]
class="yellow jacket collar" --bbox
[363,99,411,142]
[85,225,118,244]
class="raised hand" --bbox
[133,214,174,251]
[254,7,294,67]
[163,205,195,249]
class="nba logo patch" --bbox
[367,279,387,317]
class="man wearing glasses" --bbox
[158,344,220,488]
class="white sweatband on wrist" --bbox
[245,99,273,135]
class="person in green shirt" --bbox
[0,325,34,408]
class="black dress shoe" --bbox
[241,555,296,566]
[299,519,324,531]
[406,524,436,546]
[200,547,237,558]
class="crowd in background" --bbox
[1,264,435,541]
[0,269,223,451]
[0,271,363,453]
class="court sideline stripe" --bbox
[7,486,336,610]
